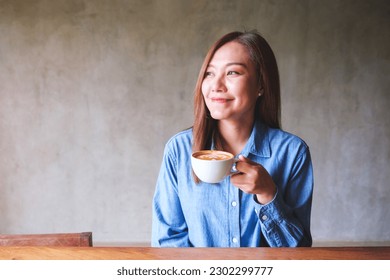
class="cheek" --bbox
[201,81,208,96]
[245,80,259,99]
[236,84,259,107]
[201,83,210,107]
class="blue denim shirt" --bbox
[152,120,313,247]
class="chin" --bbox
[210,113,229,120]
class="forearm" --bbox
[152,195,191,247]
[151,225,191,247]
[255,193,312,247]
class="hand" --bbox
[230,155,277,205]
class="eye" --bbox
[204,71,214,78]
[227,70,240,75]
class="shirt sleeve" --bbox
[151,144,192,247]
[253,146,313,247]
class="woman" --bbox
[152,30,313,247]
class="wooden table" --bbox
[0,247,389,260]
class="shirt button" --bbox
[261,215,268,221]
[231,201,237,207]
[232,237,238,243]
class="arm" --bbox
[151,147,192,247]
[232,148,313,247]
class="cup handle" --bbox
[229,158,240,175]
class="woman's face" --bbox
[201,41,260,123]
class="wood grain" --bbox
[0,246,388,260]
[0,232,92,247]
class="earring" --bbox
[258,92,263,97]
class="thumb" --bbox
[237,154,255,164]
[234,155,253,174]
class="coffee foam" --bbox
[194,151,232,161]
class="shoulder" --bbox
[264,126,310,157]
[165,127,192,146]
[268,127,308,146]
[164,127,193,155]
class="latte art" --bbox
[196,153,231,160]
[193,150,233,161]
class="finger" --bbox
[237,155,257,165]
[235,155,258,173]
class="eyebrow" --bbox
[207,62,248,68]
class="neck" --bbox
[216,118,254,155]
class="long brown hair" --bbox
[193,30,281,156]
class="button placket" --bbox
[228,183,240,247]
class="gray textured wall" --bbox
[0,0,389,246]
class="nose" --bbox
[211,74,226,93]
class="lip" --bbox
[210,97,233,103]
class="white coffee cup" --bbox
[191,150,237,183]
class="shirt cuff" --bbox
[253,189,285,228]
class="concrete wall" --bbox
[0,0,389,245]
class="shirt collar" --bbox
[242,120,271,158]
[211,119,271,158]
